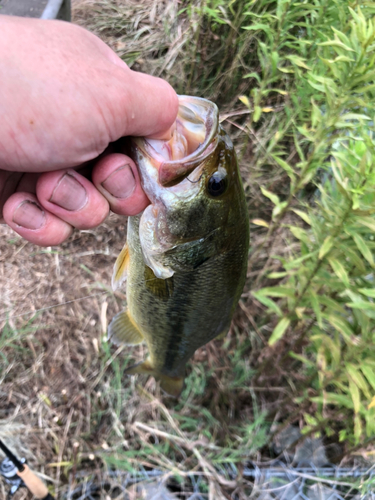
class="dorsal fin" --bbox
[112,243,129,291]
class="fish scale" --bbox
[108,96,249,397]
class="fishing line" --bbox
[186,173,203,184]
[0,291,110,322]
[0,273,187,322]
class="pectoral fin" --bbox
[144,266,174,300]
[107,309,143,346]
[112,243,129,291]
[125,359,184,397]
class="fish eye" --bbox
[207,169,228,197]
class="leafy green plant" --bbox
[0,316,40,364]
[240,4,375,444]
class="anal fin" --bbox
[107,309,143,346]
[125,359,184,398]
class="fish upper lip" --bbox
[133,96,220,187]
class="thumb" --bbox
[110,67,179,140]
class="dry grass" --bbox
[0,208,268,499]
[0,215,125,495]
[73,0,190,82]
[72,0,253,103]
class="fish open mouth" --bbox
[136,96,219,187]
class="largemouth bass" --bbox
[108,96,249,397]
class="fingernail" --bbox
[50,173,87,211]
[101,165,136,199]
[13,201,45,229]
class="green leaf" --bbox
[319,236,334,260]
[251,219,269,228]
[331,27,352,47]
[358,288,375,298]
[318,40,355,52]
[327,315,354,343]
[351,233,374,266]
[318,296,346,314]
[345,300,375,319]
[260,187,280,206]
[289,352,315,368]
[325,55,354,64]
[310,291,322,328]
[292,209,311,225]
[279,66,295,74]
[239,95,251,107]
[311,393,353,409]
[361,365,375,392]
[271,155,296,181]
[345,289,365,304]
[307,79,325,93]
[340,113,371,121]
[304,413,318,427]
[338,246,367,274]
[267,271,288,279]
[354,414,362,443]
[357,217,375,231]
[354,83,375,93]
[242,23,272,37]
[285,55,311,70]
[253,105,262,122]
[252,291,282,316]
[289,226,310,245]
[311,101,322,127]
[346,364,371,399]
[256,286,295,299]
[349,378,361,414]
[312,333,341,367]
[351,70,375,86]
[272,201,288,218]
[284,251,317,270]
[269,317,290,346]
[346,301,375,311]
[243,72,261,83]
[327,257,350,287]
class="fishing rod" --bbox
[0,439,54,499]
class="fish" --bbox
[108,95,249,397]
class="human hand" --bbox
[0,16,178,246]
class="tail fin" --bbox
[125,360,184,397]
